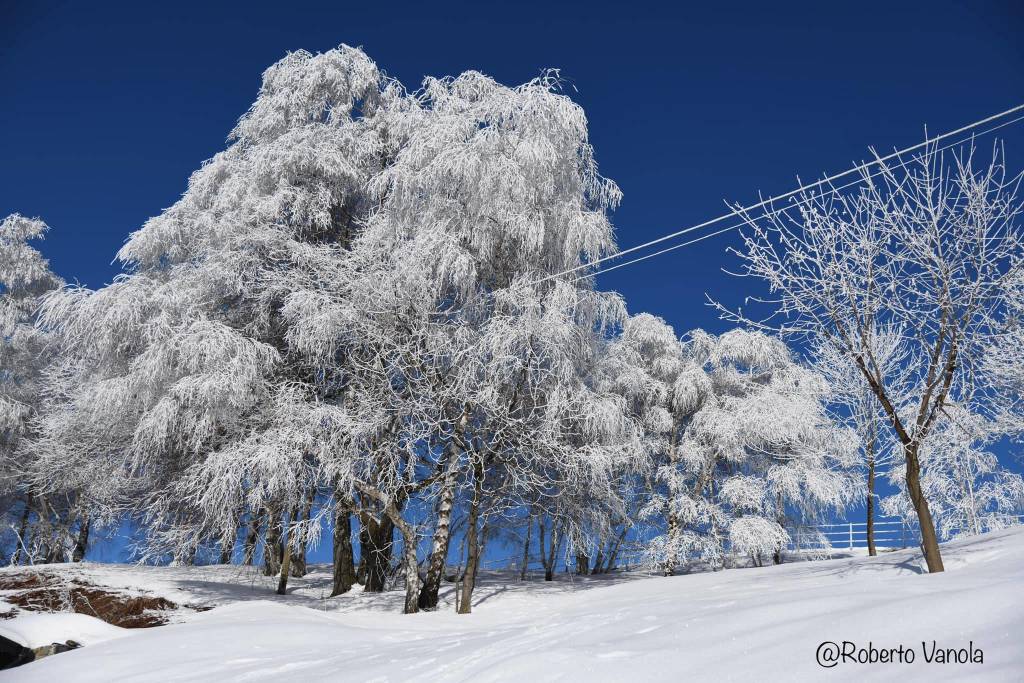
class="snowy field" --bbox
[0,528,1020,681]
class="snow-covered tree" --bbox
[36,46,640,615]
[592,313,694,574]
[811,327,908,555]
[882,406,1024,540]
[608,320,859,572]
[37,46,396,574]
[685,329,858,566]
[987,268,1024,426]
[718,143,1024,573]
[288,66,634,612]
[0,214,78,563]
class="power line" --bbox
[570,111,1024,284]
[532,102,1024,287]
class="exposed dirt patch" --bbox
[0,572,180,628]
[7,587,176,627]
[0,573,56,591]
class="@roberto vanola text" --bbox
[816,641,984,668]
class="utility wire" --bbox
[570,111,1024,284]
[531,102,1024,287]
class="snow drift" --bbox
[2,527,1022,681]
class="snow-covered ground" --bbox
[2,528,1022,681]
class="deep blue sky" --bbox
[4,0,1023,336]
[3,1,1023,562]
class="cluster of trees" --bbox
[2,46,1022,612]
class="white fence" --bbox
[801,514,1024,551]
[812,520,914,550]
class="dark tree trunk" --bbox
[854,333,953,573]
[219,538,233,565]
[592,545,605,575]
[576,553,590,575]
[276,539,292,595]
[773,493,785,565]
[360,516,394,592]
[263,504,283,577]
[906,445,944,572]
[538,517,552,581]
[13,491,33,565]
[865,419,878,556]
[605,527,627,573]
[72,514,90,563]
[458,454,484,614]
[219,509,242,565]
[331,498,357,597]
[867,452,877,557]
[663,429,682,576]
[539,517,560,582]
[519,513,532,581]
[243,510,262,566]
[290,488,315,578]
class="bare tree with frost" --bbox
[718,144,1024,572]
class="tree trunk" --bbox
[863,417,878,557]
[276,539,292,595]
[965,471,980,536]
[519,513,532,581]
[263,504,283,577]
[419,407,468,609]
[538,517,550,580]
[773,493,785,565]
[72,513,90,563]
[418,471,457,609]
[290,488,315,578]
[13,491,33,565]
[663,429,682,575]
[605,528,627,573]
[353,484,419,612]
[906,445,944,573]
[458,454,484,614]
[331,498,357,597]
[219,538,232,565]
[576,552,590,575]
[664,512,680,575]
[219,509,241,565]
[543,519,561,582]
[243,510,261,566]
[397,523,420,614]
[592,545,605,575]
[360,515,394,592]
[866,452,877,557]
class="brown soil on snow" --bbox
[0,572,179,628]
